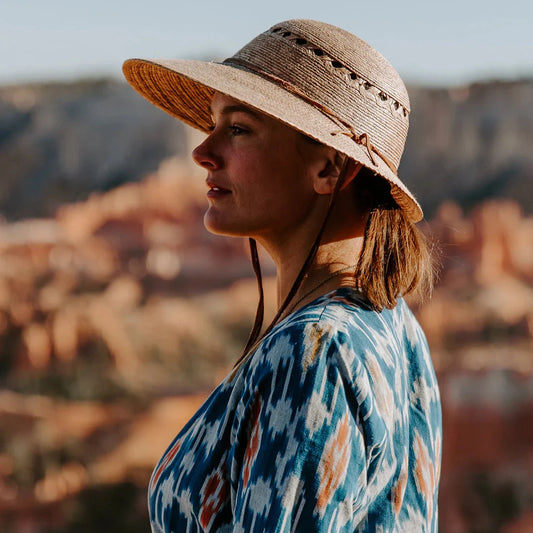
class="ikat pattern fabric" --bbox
[149,288,442,532]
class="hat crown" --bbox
[122,18,423,220]
[225,19,410,171]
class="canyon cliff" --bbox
[0,78,532,220]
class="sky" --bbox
[1,0,532,87]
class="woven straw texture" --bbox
[123,19,423,221]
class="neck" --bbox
[264,237,363,310]
[255,180,367,317]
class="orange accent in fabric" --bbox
[393,454,409,515]
[242,395,262,487]
[414,432,434,500]
[199,469,229,528]
[413,431,437,525]
[317,414,351,510]
[303,324,324,371]
[151,438,182,490]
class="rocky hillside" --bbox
[402,79,533,215]
[0,77,532,220]
[0,79,186,220]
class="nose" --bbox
[192,133,222,170]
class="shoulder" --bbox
[233,288,432,394]
[241,288,391,382]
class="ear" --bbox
[313,153,363,195]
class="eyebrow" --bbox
[210,104,264,121]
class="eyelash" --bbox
[208,124,248,136]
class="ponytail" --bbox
[354,168,435,310]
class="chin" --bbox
[204,211,241,237]
[204,212,265,240]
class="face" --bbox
[192,93,328,244]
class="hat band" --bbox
[223,57,398,174]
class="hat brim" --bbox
[123,58,423,222]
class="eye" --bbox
[229,125,247,136]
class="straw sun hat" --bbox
[123,19,423,222]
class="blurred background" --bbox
[1,1,532,532]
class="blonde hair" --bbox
[353,167,435,310]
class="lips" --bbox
[206,178,231,198]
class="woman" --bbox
[123,19,441,532]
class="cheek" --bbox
[234,141,315,209]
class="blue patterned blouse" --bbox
[149,288,442,532]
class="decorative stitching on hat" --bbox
[222,56,398,173]
[270,26,409,119]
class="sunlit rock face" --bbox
[402,79,533,216]
[0,79,187,220]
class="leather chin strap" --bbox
[234,158,351,368]
[241,238,265,357]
